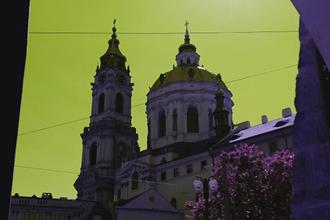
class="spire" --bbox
[100,19,127,70]
[176,21,199,66]
[184,20,190,44]
[111,19,117,39]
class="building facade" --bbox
[73,21,295,217]
[10,21,295,220]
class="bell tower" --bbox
[74,20,139,205]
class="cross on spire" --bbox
[185,21,189,31]
[184,20,190,44]
[112,18,117,39]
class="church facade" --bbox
[9,21,295,220]
[73,21,295,217]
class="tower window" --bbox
[172,109,178,132]
[170,197,177,208]
[161,171,167,181]
[201,160,207,170]
[117,189,121,200]
[186,164,193,174]
[131,171,139,190]
[98,93,105,114]
[208,109,213,130]
[187,107,199,133]
[147,118,151,149]
[159,110,166,137]
[115,93,124,114]
[89,143,97,166]
[161,157,167,164]
[173,168,179,177]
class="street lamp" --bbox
[193,176,218,220]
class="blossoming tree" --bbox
[186,143,293,220]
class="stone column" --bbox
[292,19,330,220]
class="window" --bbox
[172,109,178,132]
[92,215,102,220]
[170,197,177,208]
[161,171,167,181]
[89,143,97,166]
[52,215,71,220]
[187,57,191,64]
[21,213,43,220]
[147,119,151,149]
[159,110,166,137]
[274,120,289,127]
[161,157,167,164]
[173,168,179,177]
[187,107,199,133]
[131,171,139,190]
[115,93,124,113]
[117,189,121,200]
[98,93,105,113]
[269,141,278,153]
[201,160,207,170]
[208,109,213,130]
[186,164,193,174]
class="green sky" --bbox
[12,0,299,199]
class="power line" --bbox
[14,165,176,186]
[15,165,77,174]
[28,30,298,35]
[18,117,89,136]
[18,103,146,136]
[18,64,296,136]
[225,64,297,84]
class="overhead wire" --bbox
[28,30,298,35]
[14,165,177,186]
[17,64,297,136]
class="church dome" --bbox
[150,22,228,92]
[150,66,228,91]
[146,22,234,150]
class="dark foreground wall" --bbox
[292,19,330,220]
[1,1,30,219]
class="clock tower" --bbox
[74,20,139,205]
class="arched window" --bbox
[187,58,191,64]
[117,189,121,200]
[147,119,151,149]
[98,93,105,113]
[131,171,139,190]
[115,93,124,113]
[187,107,199,133]
[159,110,166,137]
[89,143,97,166]
[118,145,128,167]
[172,109,178,131]
[170,197,177,208]
[208,109,214,130]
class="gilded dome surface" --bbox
[150,66,228,91]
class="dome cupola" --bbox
[176,21,200,67]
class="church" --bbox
[9,21,295,220]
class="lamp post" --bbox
[193,176,218,220]
[208,148,231,220]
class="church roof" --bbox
[228,114,295,143]
[150,66,228,91]
[116,188,181,213]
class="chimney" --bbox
[237,121,251,131]
[261,115,268,124]
[282,107,292,118]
